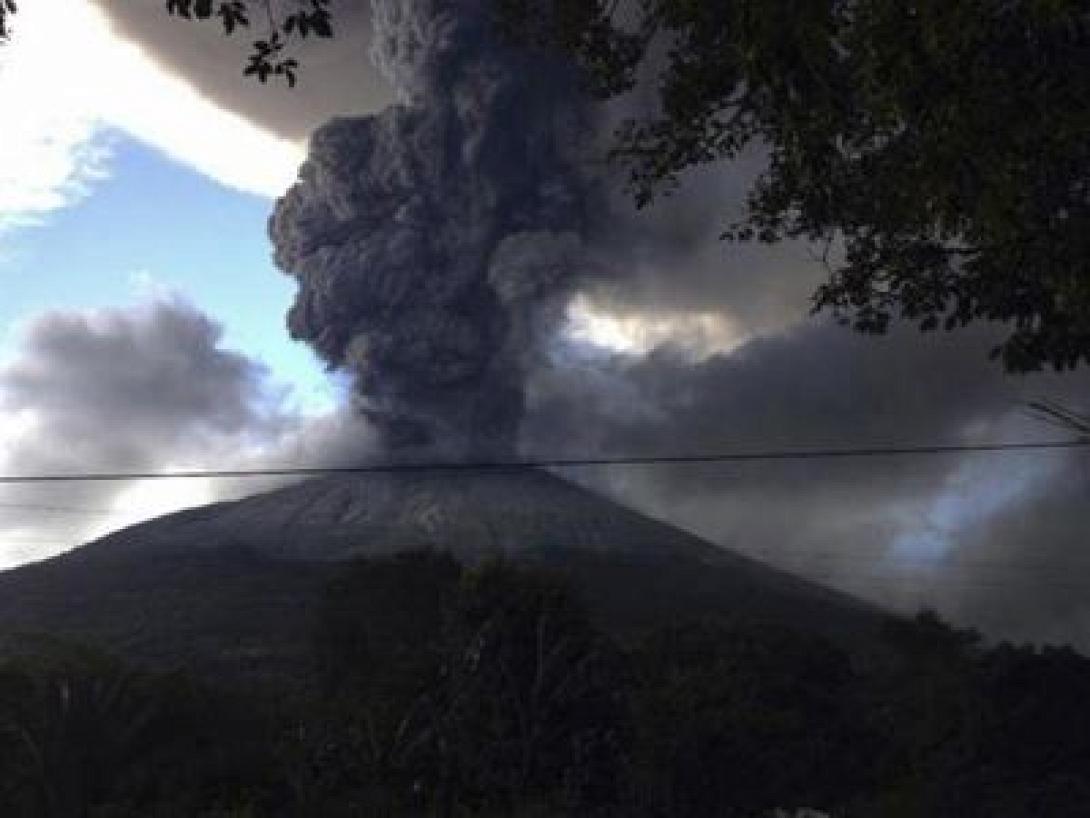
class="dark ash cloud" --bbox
[525,320,1090,648]
[271,0,600,456]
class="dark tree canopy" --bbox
[514,0,1090,372]
[163,0,334,86]
[0,0,13,42]
[5,576,1090,815]
[4,0,1088,371]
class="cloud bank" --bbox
[0,298,374,568]
[525,319,1090,647]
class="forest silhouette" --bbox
[2,552,1090,817]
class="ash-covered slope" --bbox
[0,469,887,676]
[77,467,733,563]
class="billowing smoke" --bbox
[270,0,598,457]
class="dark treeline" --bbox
[2,551,1090,817]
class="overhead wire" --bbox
[0,436,1086,590]
[0,436,1086,484]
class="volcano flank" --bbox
[0,469,885,679]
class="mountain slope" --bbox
[0,469,889,678]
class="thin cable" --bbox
[0,437,1086,484]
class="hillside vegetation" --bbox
[2,552,1089,817]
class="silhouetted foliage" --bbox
[5,567,1090,816]
[503,0,1090,373]
[0,1,320,83]
[163,0,332,87]
[441,561,628,814]
[298,550,462,813]
[625,621,864,818]
[0,0,13,43]
[0,635,284,817]
[297,561,1090,817]
[850,611,1090,817]
[302,553,627,816]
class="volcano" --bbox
[0,469,887,679]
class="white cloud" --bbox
[563,293,748,360]
[0,0,304,230]
[0,12,112,231]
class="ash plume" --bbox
[270,0,598,458]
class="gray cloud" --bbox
[0,299,279,471]
[588,148,824,333]
[528,321,1028,457]
[93,0,392,142]
[270,0,600,456]
[0,299,375,566]
[525,320,1090,648]
[934,454,1090,646]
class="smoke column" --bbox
[270,0,598,458]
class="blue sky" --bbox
[0,0,333,409]
[0,131,339,415]
[0,0,370,566]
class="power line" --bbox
[0,437,1086,484]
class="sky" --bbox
[2,0,1090,648]
[0,0,369,563]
